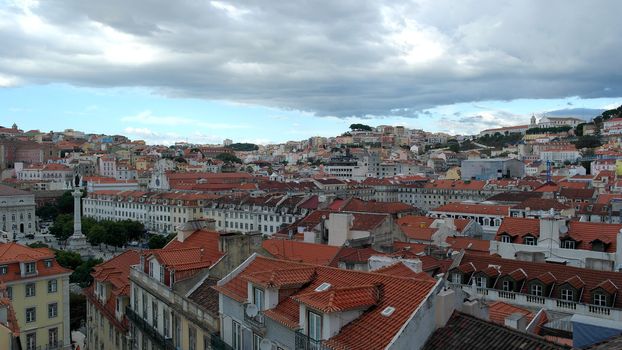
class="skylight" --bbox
[381,306,396,317]
[315,282,331,292]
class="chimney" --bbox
[504,313,527,331]
[538,209,561,249]
[435,288,457,327]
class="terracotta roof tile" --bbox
[488,301,534,326]
[432,203,511,216]
[293,284,380,313]
[245,267,317,289]
[261,240,340,265]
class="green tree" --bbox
[148,233,175,249]
[71,258,103,287]
[49,214,74,241]
[349,123,373,132]
[86,224,107,246]
[70,292,87,330]
[55,250,83,271]
[575,135,602,149]
[226,143,259,151]
[36,203,59,221]
[215,153,242,163]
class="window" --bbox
[561,240,575,249]
[48,279,58,293]
[593,293,608,307]
[253,333,263,350]
[152,301,158,328]
[133,287,138,311]
[561,288,574,301]
[160,267,165,283]
[253,287,264,311]
[0,265,7,274]
[502,280,512,292]
[501,235,511,243]
[524,236,536,246]
[26,283,36,297]
[49,328,59,348]
[163,311,170,337]
[26,333,36,350]
[26,307,36,323]
[149,261,154,277]
[474,276,486,288]
[531,284,543,297]
[44,259,53,268]
[142,293,148,319]
[25,262,36,275]
[48,303,58,318]
[308,311,322,341]
[6,286,11,300]
[451,272,462,284]
[189,326,196,350]
[232,320,242,350]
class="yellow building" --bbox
[0,243,71,350]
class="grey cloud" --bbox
[1,0,621,119]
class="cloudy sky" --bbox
[1,0,621,144]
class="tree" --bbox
[349,123,373,132]
[36,203,59,221]
[575,135,602,149]
[148,233,175,249]
[70,292,86,330]
[215,153,242,164]
[49,214,74,241]
[227,143,259,151]
[86,224,107,246]
[71,258,103,287]
[55,250,83,271]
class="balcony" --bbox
[126,306,175,350]
[295,330,331,350]
[453,284,622,321]
[243,307,266,334]
[210,333,235,350]
[44,341,64,350]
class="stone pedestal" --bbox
[67,188,91,257]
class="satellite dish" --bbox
[559,225,568,234]
[245,303,258,317]
[259,339,273,350]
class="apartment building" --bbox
[15,163,74,191]
[428,202,511,238]
[85,250,140,350]
[204,194,319,236]
[212,254,450,350]
[0,184,36,239]
[83,190,218,234]
[398,180,498,211]
[127,221,262,350]
[0,243,71,350]
[491,215,622,271]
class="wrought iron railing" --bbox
[295,330,331,350]
[126,306,175,350]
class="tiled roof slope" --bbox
[215,255,437,350]
[187,277,220,316]
[496,218,622,253]
[261,240,340,265]
[422,312,571,350]
[453,253,622,308]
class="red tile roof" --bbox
[425,180,486,191]
[487,301,534,325]
[293,284,380,313]
[340,198,416,215]
[216,256,438,350]
[445,236,490,254]
[452,253,622,308]
[496,217,540,238]
[261,240,340,265]
[373,262,435,281]
[0,243,71,283]
[432,203,511,216]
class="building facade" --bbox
[0,243,71,350]
[0,184,36,239]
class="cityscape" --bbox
[2,1,622,350]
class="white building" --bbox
[15,163,74,190]
[491,214,622,271]
[0,184,36,238]
[204,194,318,236]
[83,190,215,234]
[537,116,583,129]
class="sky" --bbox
[1,0,622,145]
